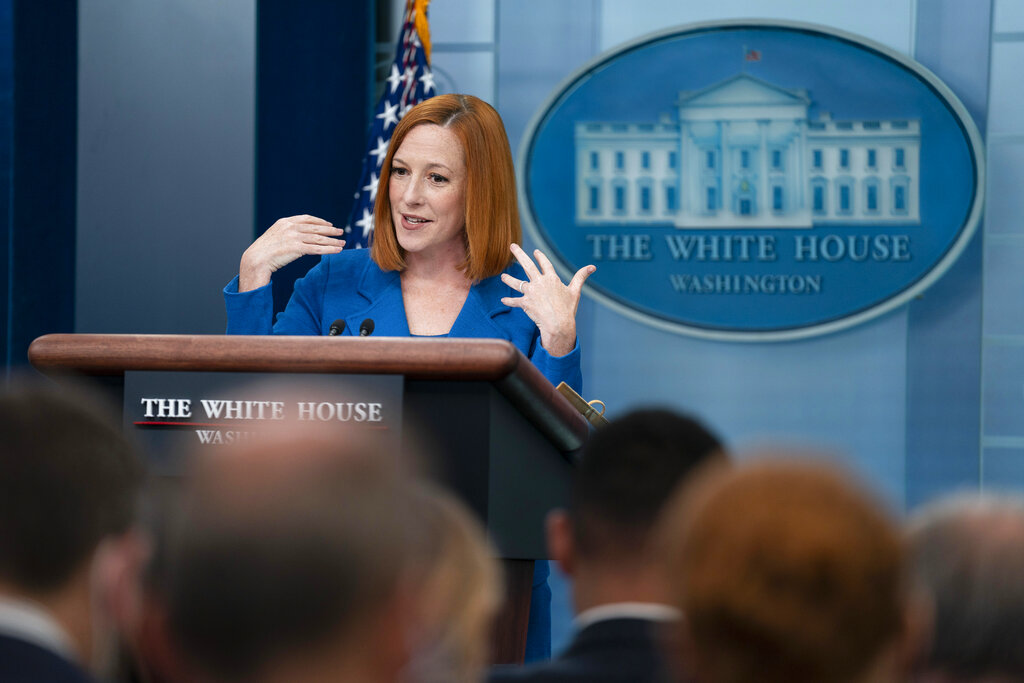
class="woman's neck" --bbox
[402,242,469,284]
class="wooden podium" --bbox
[29,333,589,664]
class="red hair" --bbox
[371,94,521,280]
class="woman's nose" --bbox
[402,176,424,205]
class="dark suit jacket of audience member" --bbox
[488,617,676,683]
[0,634,95,683]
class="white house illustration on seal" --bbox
[574,74,920,228]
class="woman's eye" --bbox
[392,167,408,176]
[429,173,448,183]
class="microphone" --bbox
[328,319,346,336]
[359,319,375,337]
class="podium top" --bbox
[28,334,590,452]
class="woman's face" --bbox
[388,124,468,262]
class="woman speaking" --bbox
[223,94,595,659]
[225,94,593,393]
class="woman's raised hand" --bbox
[238,215,346,292]
[500,243,596,357]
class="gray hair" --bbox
[907,493,1024,680]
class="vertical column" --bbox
[677,117,687,221]
[720,121,730,214]
[759,119,769,215]
[0,0,11,375]
[979,0,1024,488]
[7,0,76,372]
[796,120,806,210]
[77,0,255,334]
[905,0,992,507]
[255,0,371,315]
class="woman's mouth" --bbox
[401,214,431,229]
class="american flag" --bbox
[345,0,435,248]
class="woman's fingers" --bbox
[500,296,525,309]
[297,223,345,237]
[533,249,555,276]
[301,232,346,247]
[239,215,344,292]
[500,273,526,294]
[568,265,597,294]
[294,214,333,226]
[306,243,346,255]
[510,243,541,280]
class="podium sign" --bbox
[124,371,404,473]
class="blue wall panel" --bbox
[256,0,373,316]
[1,0,11,376]
[904,0,992,508]
[5,0,76,372]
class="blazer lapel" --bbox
[343,259,410,337]
[449,273,512,340]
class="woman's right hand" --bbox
[238,215,346,292]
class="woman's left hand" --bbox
[500,243,596,357]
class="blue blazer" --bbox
[224,249,583,392]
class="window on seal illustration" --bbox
[812,149,823,170]
[740,149,750,169]
[735,179,755,216]
[812,179,827,215]
[705,185,717,213]
[836,179,854,215]
[668,150,677,169]
[613,180,627,214]
[641,151,651,170]
[891,176,909,214]
[587,182,601,214]
[772,185,784,212]
[589,151,600,171]
[664,183,677,213]
[894,147,906,170]
[705,149,716,170]
[615,151,625,171]
[839,148,850,169]
[771,149,783,170]
[866,148,877,169]
[864,178,880,213]
[638,180,652,214]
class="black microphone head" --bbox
[328,319,346,336]
[359,318,375,336]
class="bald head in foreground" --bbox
[160,409,500,683]
[662,459,925,683]
[908,495,1024,683]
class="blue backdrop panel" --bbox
[4,0,77,374]
[904,0,991,507]
[1,0,11,374]
[255,0,373,315]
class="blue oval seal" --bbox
[519,20,984,341]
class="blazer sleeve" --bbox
[529,338,583,394]
[223,257,331,335]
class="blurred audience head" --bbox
[401,483,502,683]
[0,378,145,672]
[662,458,920,683]
[907,494,1024,683]
[165,447,412,683]
[549,408,725,578]
[161,396,496,683]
